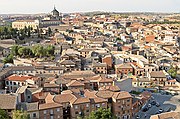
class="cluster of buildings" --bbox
[12,6,62,30]
[0,7,180,119]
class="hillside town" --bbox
[0,6,180,119]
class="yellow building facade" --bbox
[12,20,39,30]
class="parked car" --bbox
[156,102,160,107]
[142,107,148,112]
[151,100,156,105]
[148,104,152,108]
[164,107,171,112]
[159,108,164,113]
[136,115,140,119]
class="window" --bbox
[50,109,53,114]
[102,103,105,106]
[75,111,78,114]
[75,105,78,109]
[33,113,36,117]
[127,99,130,102]
[86,110,89,112]
[86,104,89,108]
[96,104,100,108]
[27,96,31,99]
[43,110,47,114]
[6,81,9,85]
[57,108,60,112]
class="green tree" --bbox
[86,108,116,119]
[10,28,18,38]
[0,109,9,119]
[32,45,44,58]
[47,27,52,36]
[24,26,28,35]
[19,29,26,40]
[12,110,30,119]
[11,45,20,56]
[27,26,31,37]
[3,27,9,36]
[168,66,177,78]
[46,45,55,56]
[3,54,14,64]
[35,26,40,38]
[18,47,26,57]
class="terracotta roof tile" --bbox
[39,102,62,110]
[150,71,166,78]
[84,90,97,98]
[96,90,114,99]
[6,75,33,82]
[99,85,120,92]
[66,80,84,87]
[0,94,17,109]
[72,97,90,105]
[90,97,107,103]
[145,35,155,43]
[53,94,77,104]
[98,77,113,83]
[112,91,132,100]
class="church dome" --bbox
[51,6,59,16]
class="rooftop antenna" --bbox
[54,4,56,10]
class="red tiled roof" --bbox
[96,90,114,99]
[6,75,33,82]
[112,91,132,100]
[84,90,97,98]
[91,97,107,103]
[54,94,77,104]
[39,102,62,110]
[72,97,90,105]
[66,80,84,87]
[145,35,155,43]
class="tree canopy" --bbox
[168,66,177,78]
[0,109,9,119]
[3,54,14,64]
[12,110,30,119]
[86,108,116,119]
[11,45,55,58]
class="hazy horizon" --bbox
[0,0,179,14]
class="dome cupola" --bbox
[51,5,59,17]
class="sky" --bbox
[0,0,180,14]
